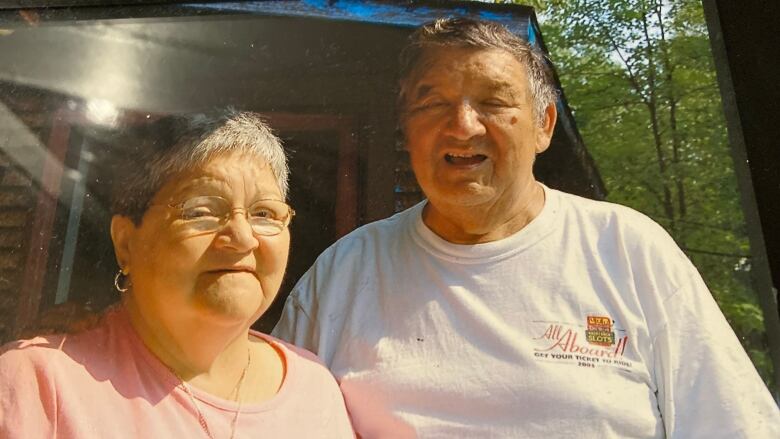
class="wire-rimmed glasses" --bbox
[157,196,295,236]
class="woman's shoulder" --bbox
[0,306,124,376]
[0,333,72,392]
[247,331,353,436]
[250,330,339,388]
[1,332,69,363]
[249,330,345,411]
[253,330,327,367]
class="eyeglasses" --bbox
[158,196,295,236]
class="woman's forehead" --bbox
[155,153,280,201]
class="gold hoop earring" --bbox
[114,270,130,293]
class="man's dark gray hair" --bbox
[112,110,288,224]
[398,17,558,125]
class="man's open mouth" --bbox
[444,153,487,166]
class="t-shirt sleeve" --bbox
[324,384,356,439]
[0,344,58,438]
[316,358,356,438]
[651,265,780,438]
[278,341,355,438]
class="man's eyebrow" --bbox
[412,84,434,100]
[485,81,525,100]
[486,80,517,93]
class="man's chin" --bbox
[428,183,496,208]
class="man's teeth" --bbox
[445,153,487,164]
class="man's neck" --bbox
[422,181,546,244]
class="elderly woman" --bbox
[0,111,354,438]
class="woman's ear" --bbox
[110,215,136,273]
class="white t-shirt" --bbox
[274,186,780,438]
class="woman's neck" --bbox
[122,296,253,398]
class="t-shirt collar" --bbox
[410,183,561,263]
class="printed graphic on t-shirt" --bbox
[531,315,634,371]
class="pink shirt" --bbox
[0,307,354,438]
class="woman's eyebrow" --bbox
[170,177,228,198]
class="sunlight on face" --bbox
[123,152,291,328]
[402,47,553,211]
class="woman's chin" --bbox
[193,274,267,324]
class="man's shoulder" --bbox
[286,204,421,312]
[553,188,691,270]
[314,203,420,263]
[554,188,648,219]
[553,188,672,239]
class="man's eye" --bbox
[412,100,448,112]
[483,99,509,107]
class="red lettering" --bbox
[535,324,563,341]
[535,326,629,360]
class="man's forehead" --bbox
[413,46,523,73]
[405,47,528,96]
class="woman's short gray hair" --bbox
[398,17,559,126]
[112,110,289,224]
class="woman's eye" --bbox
[250,208,275,220]
[182,207,218,220]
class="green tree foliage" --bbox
[510,0,774,386]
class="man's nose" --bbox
[214,210,260,252]
[444,100,487,140]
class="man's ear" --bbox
[535,102,558,154]
[110,215,136,273]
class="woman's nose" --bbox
[214,210,260,252]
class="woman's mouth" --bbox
[206,266,256,275]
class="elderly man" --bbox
[274,18,780,438]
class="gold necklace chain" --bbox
[170,348,252,439]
